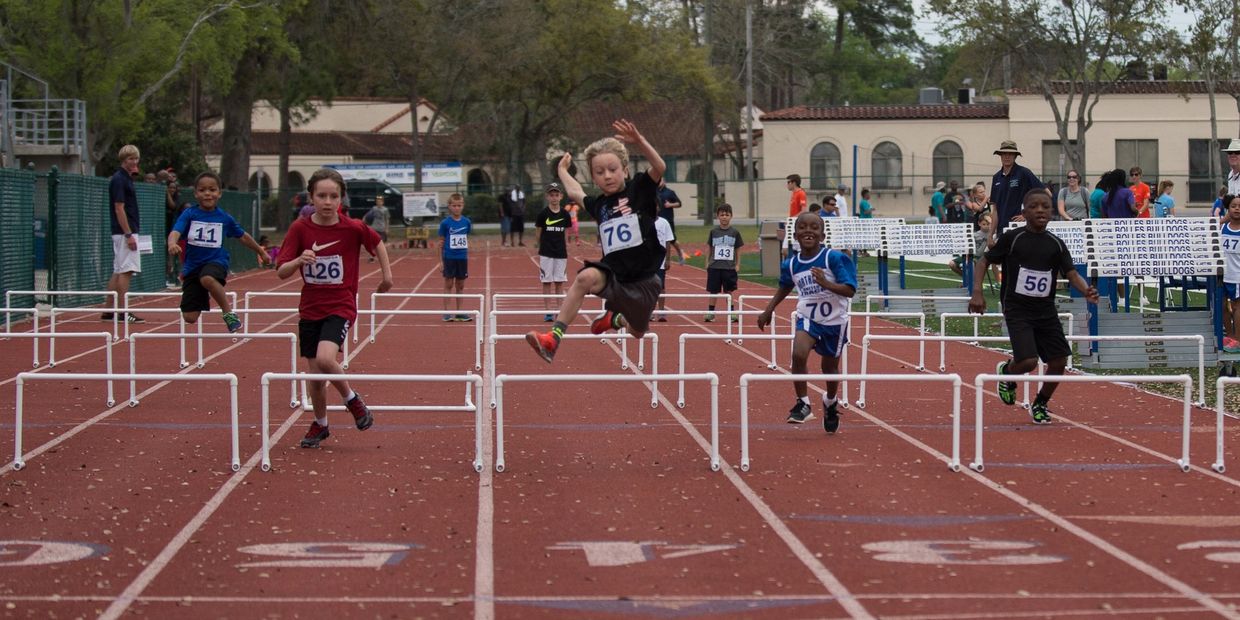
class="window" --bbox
[810,142,841,190]
[871,141,903,189]
[285,171,304,195]
[248,171,272,200]
[1115,139,1159,186]
[1041,139,1078,186]
[1188,139,1229,203]
[466,168,491,194]
[686,164,719,200]
[932,140,963,187]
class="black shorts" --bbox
[584,261,661,335]
[706,268,739,294]
[179,263,229,312]
[509,215,525,234]
[1006,313,1071,363]
[443,258,469,280]
[298,315,351,359]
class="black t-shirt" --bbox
[108,169,140,235]
[585,171,664,282]
[985,227,1075,317]
[535,206,569,259]
[657,185,680,223]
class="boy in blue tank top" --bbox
[756,211,857,433]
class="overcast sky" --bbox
[910,0,1197,47]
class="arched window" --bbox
[810,142,841,190]
[248,171,273,200]
[285,171,305,195]
[686,163,719,200]
[871,142,903,189]
[467,168,492,194]
[932,140,963,187]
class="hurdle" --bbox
[128,332,300,408]
[492,372,720,473]
[865,293,971,312]
[738,373,963,472]
[0,306,40,337]
[934,312,1076,371]
[14,372,240,471]
[6,290,119,340]
[1211,377,1236,474]
[486,330,659,407]
[357,308,481,370]
[858,334,1207,407]
[123,291,237,340]
[0,332,114,403]
[368,292,485,346]
[258,372,484,473]
[965,373,1194,473]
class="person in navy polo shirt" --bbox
[104,144,145,324]
[990,140,1043,239]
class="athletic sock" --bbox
[799,395,810,405]
[999,360,1010,375]
[823,394,838,407]
[315,417,328,427]
[613,313,626,329]
[344,390,357,403]
[551,321,567,343]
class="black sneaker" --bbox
[100,312,114,321]
[345,394,374,430]
[123,313,145,324]
[299,421,330,448]
[786,400,814,424]
[823,400,841,433]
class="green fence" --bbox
[0,168,35,309]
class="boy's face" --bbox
[546,189,562,206]
[448,198,464,216]
[1228,198,1240,221]
[375,196,385,207]
[716,210,732,228]
[589,153,627,195]
[793,212,825,252]
[194,177,221,209]
[1021,193,1053,228]
[311,179,343,218]
[786,179,796,191]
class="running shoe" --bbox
[703,313,716,322]
[1029,400,1052,425]
[526,331,558,363]
[345,393,374,430]
[222,312,242,333]
[100,312,114,321]
[124,313,145,324]
[299,421,331,448]
[786,400,814,424]
[590,311,617,335]
[730,314,739,323]
[543,314,554,322]
[442,314,454,322]
[1225,337,1240,353]
[823,399,840,433]
[656,314,667,322]
[457,314,473,322]
[996,360,1016,406]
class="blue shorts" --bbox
[796,317,849,358]
[1226,283,1240,301]
[443,258,468,280]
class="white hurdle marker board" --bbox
[823,217,904,251]
[1084,217,1223,278]
[882,223,973,257]
[1006,220,1087,261]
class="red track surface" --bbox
[1,240,1238,619]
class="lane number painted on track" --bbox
[236,542,420,568]
[862,540,1065,565]
[0,541,108,566]
[1177,540,1240,563]
[547,541,739,567]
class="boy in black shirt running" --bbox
[968,190,1099,424]
[526,119,666,362]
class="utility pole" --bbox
[746,1,756,224]
[701,0,715,224]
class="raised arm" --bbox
[557,153,586,207]
[613,119,665,184]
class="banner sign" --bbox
[1006,220,1087,262]
[825,218,905,250]
[882,223,974,256]
[327,162,463,185]
[402,192,441,218]
[1084,217,1222,277]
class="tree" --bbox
[928,0,1164,176]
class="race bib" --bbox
[187,221,223,248]
[449,234,468,250]
[713,244,734,262]
[1015,266,1053,297]
[599,213,643,255]
[302,255,344,285]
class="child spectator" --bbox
[438,193,473,321]
[276,168,393,448]
[704,203,744,322]
[1153,180,1176,217]
[653,215,676,321]
[167,171,270,332]
[1130,167,1152,218]
[535,182,570,321]
[566,200,581,246]
[969,190,1099,424]
[525,119,666,363]
[1213,187,1228,221]
[362,195,390,262]
[1220,195,1240,352]
[858,188,874,218]
[755,211,856,432]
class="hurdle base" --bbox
[473,459,483,473]
[740,459,750,472]
[128,399,140,408]
[947,461,961,472]
[106,399,115,407]
[968,461,984,472]
[12,460,24,471]
[1212,462,1226,473]
[1176,458,1190,473]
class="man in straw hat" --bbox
[990,140,1043,238]
[1224,139,1240,196]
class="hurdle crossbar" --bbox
[865,293,971,312]
[678,333,791,408]
[370,292,484,344]
[258,372,484,473]
[1210,378,1237,474]
[738,373,962,473]
[935,312,1075,372]
[1,332,114,403]
[6,290,119,341]
[123,291,237,340]
[128,332,299,409]
[14,372,240,471]
[492,372,720,473]
[0,306,40,338]
[486,330,658,407]
[966,373,1193,473]
[357,308,481,370]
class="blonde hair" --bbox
[307,168,346,194]
[1157,179,1174,194]
[118,144,140,160]
[584,137,629,175]
[448,192,464,203]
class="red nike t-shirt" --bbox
[276,216,380,322]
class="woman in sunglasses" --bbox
[1057,170,1088,221]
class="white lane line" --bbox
[475,251,496,620]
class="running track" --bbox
[0,240,1238,619]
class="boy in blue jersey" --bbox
[167,171,269,332]
[438,193,473,322]
[756,211,857,433]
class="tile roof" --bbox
[1008,80,1240,96]
[761,103,1009,121]
[203,131,460,160]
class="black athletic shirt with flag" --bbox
[584,171,664,283]
[535,206,569,259]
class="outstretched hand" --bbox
[612,119,642,144]
[557,152,573,173]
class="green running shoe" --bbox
[996,360,1016,406]
[1029,400,1052,425]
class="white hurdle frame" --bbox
[6,290,119,340]
[14,372,240,471]
[492,372,720,473]
[0,332,114,404]
[486,330,659,407]
[1,306,40,337]
[358,308,481,370]
[858,334,1207,407]
[258,372,484,473]
[123,291,237,340]
[739,373,962,472]
[1211,377,1236,474]
[965,374,1194,473]
[865,293,972,312]
[370,292,484,345]
[128,332,300,409]
[936,312,1075,371]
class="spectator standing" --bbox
[656,178,681,232]
[1213,187,1228,221]
[1099,169,1137,218]
[362,195,391,262]
[104,144,145,324]
[930,181,947,221]
[944,180,963,209]
[1089,174,1106,219]
[1153,180,1176,218]
[786,174,807,217]
[497,189,512,246]
[500,185,526,246]
[834,184,850,217]
[858,188,874,218]
[164,174,186,288]
[820,195,840,217]
[990,140,1044,236]
[534,182,571,321]
[1129,167,1152,218]
[1057,170,1088,221]
[1225,139,1240,195]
